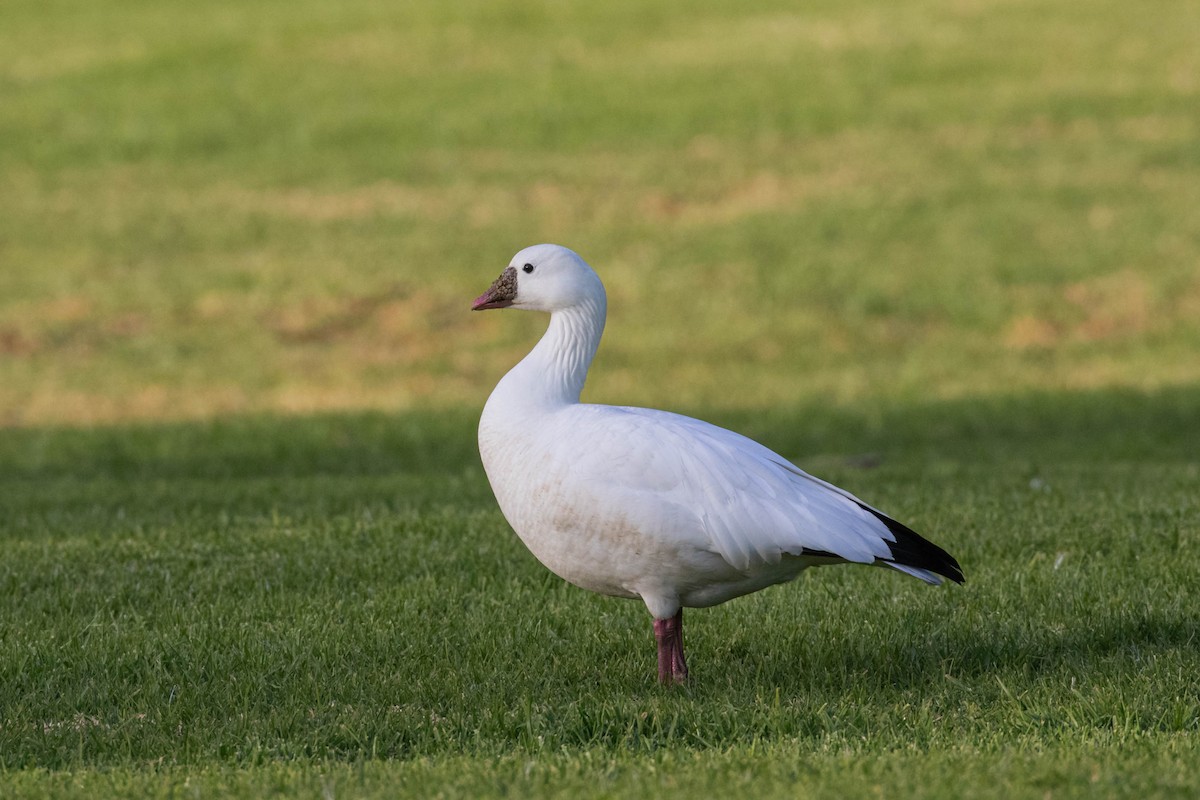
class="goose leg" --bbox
[653,609,688,684]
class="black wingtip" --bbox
[856,502,965,585]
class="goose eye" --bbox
[522,263,534,274]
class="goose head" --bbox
[472,244,605,313]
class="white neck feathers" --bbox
[494,292,606,411]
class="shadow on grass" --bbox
[0,385,1196,482]
[748,608,1200,697]
[0,409,482,481]
[720,383,1200,468]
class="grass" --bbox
[2,0,1199,795]
[2,0,1199,424]
[2,390,1198,796]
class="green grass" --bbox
[2,0,1199,795]
[2,390,1198,796]
[2,0,1199,423]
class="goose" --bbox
[473,244,963,684]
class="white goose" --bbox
[473,244,963,684]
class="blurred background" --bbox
[2,0,1197,428]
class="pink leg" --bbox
[653,609,689,684]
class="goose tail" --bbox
[856,502,965,585]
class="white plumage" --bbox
[473,244,962,683]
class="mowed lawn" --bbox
[2,394,1198,797]
[2,0,1199,796]
[2,0,1199,423]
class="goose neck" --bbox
[507,295,606,408]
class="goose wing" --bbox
[563,404,962,584]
